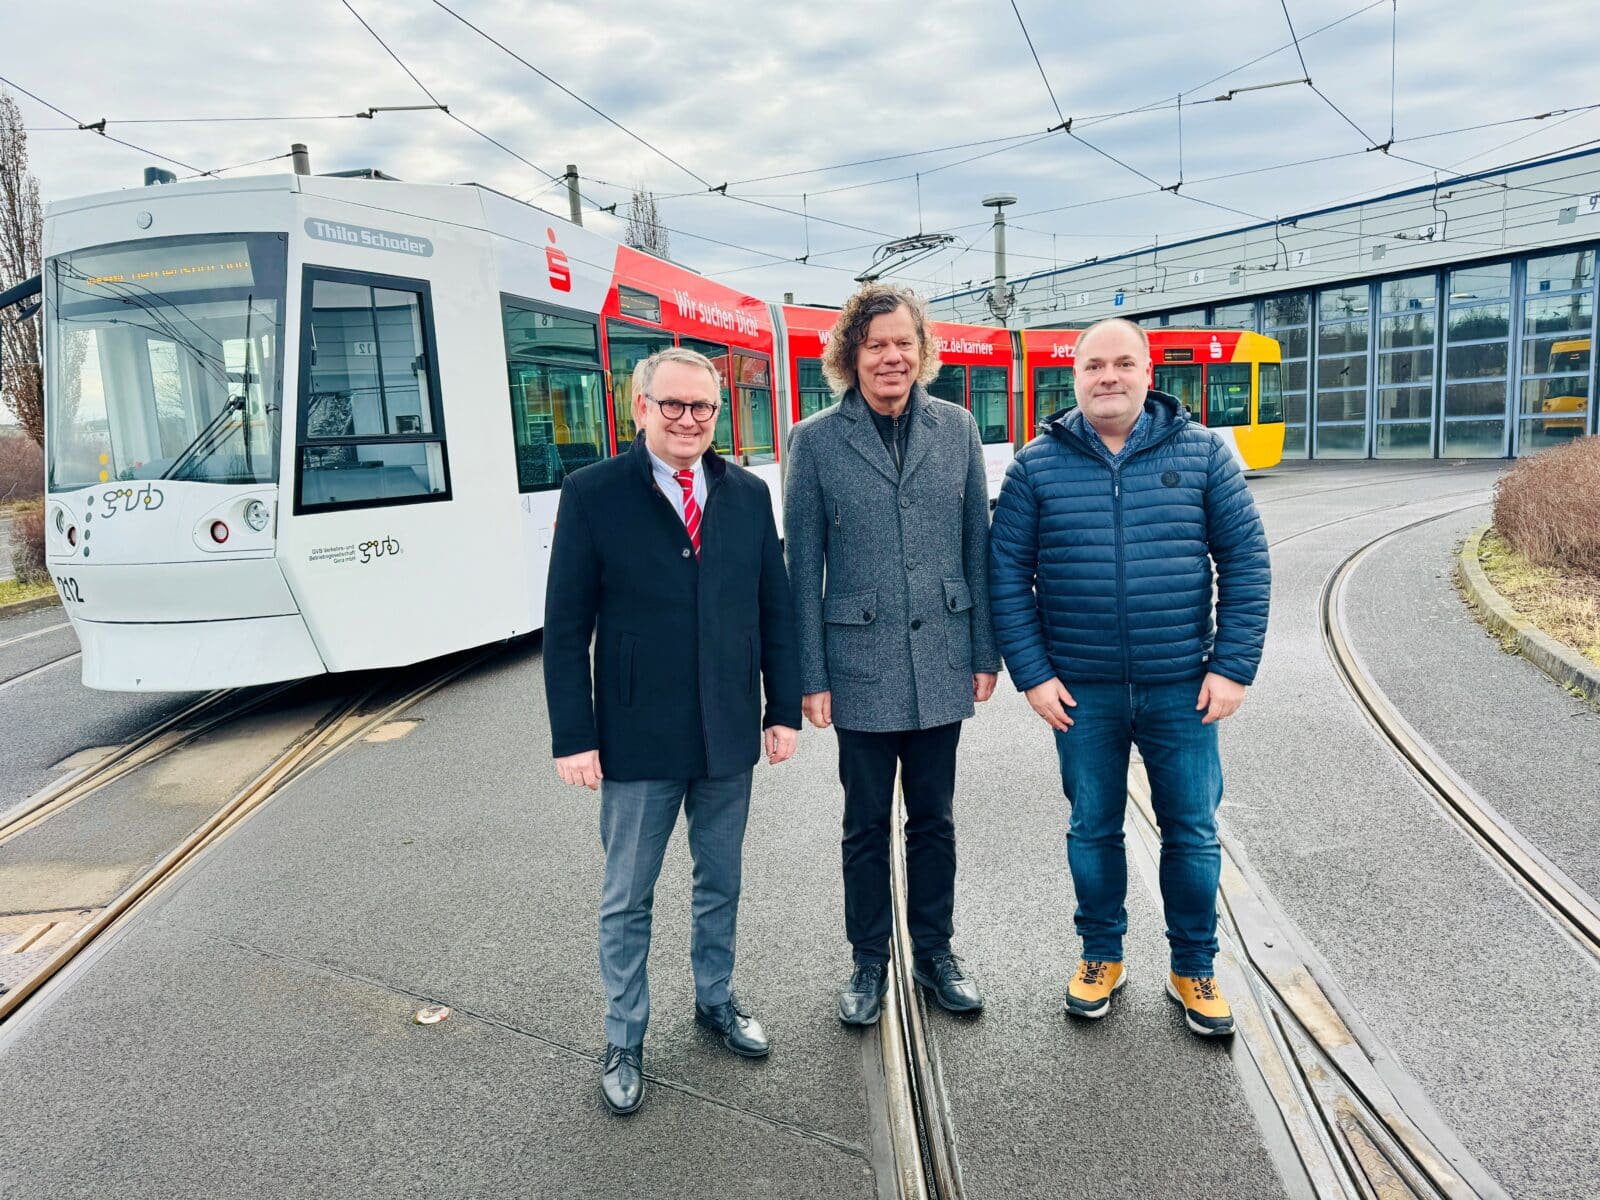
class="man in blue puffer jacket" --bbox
[988,317,1269,1038]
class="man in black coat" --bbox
[544,347,800,1116]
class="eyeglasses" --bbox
[648,395,721,423]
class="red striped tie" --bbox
[673,468,701,557]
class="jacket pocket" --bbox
[619,634,638,707]
[823,588,879,682]
[943,578,974,671]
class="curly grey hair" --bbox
[819,283,942,396]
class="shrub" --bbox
[8,499,47,583]
[0,432,44,505]
[1493,435,1600,576]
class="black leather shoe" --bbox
[600,1042,644,1114]
[912,953,984,1014]
[838,961,889,1026]
[695,992,770,1058]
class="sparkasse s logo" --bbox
[546,227,572,292]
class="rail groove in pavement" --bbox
[0,649,495,1024]
[881,782,965,1199]
[1126,765,1503,1199]
[1323,516,1600,963]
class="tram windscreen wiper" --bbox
[161,395,246,480]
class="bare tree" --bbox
[624,185,671,260]
[0,87,44,446]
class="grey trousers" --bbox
[598,770,754,1048]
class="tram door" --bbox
[1154,364,1203,422]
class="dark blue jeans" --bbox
[1051,679,1223,976]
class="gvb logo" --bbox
[546,227,572,293]
[358,536,401,564]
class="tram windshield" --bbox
[45,233,286,491]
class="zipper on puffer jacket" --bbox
[1112,465,1130,682]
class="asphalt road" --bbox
[3,461,1597,1198]
[1224,461,1600,1200]
[0,607,202,823]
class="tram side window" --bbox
[1154,364,1203,423]
[970,366,1009,444]
[1206,363,1251,427]
[735,353,776,464]
[1257,363,1284,424]
[1034,367,1076,417]
[680,338,735,456]
[928,364,967,407]
[502,302,607,492]
[606,321,673,447]
[298,273,449,512]
[797,358,833,420]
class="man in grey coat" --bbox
[784,282,1000,1024]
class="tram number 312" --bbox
[55,575,85,604]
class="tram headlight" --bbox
[53,508,66,534]
[243,499,270,533]
[66,525,77,547]
[210,520,230,544]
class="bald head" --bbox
[1075,317,1149,359]
[1073,317,1150,442]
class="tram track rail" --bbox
[1322,512,1600,962]
[879,782,964,1200]
[1125,766,1499,1200]
[0,647,496,1024]
[0,685,278,845]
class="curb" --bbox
[1458,525,1600,707]
[0,593,62,619]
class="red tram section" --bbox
[602,247,778,465]
[782,305,1014,449]
[1019,327,1284,470]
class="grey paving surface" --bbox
[0,694,333,914]
[1222,461,1600,1200]
[0,641,880,1199]
[0,619,201,822]
[6,461,1599,1198]
[1343,504,1600,900]
[933,684,1287,1199]
[0,606,75,684]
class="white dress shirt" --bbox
[646,447,706,524]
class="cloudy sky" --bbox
[4,0,1599,310]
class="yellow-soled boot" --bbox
[1064,959,1125,1019]
[1166,972,1235,1037]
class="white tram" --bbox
[28,172,1034,691]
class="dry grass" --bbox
[0,577,55,608]
[1478,529,1600,667]
[1492,435,1600,575]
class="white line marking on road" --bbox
[0,622,71,652]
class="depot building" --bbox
[930,147,1600,460]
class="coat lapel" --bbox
[898,387,941,483]
[840,390,901,485]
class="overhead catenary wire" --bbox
[1003,1,1270,226]
[337,0,562,187]
[935,165,1600,319]
[0,73,203,173]
[334,4,907,280]
[427,0,712,191]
